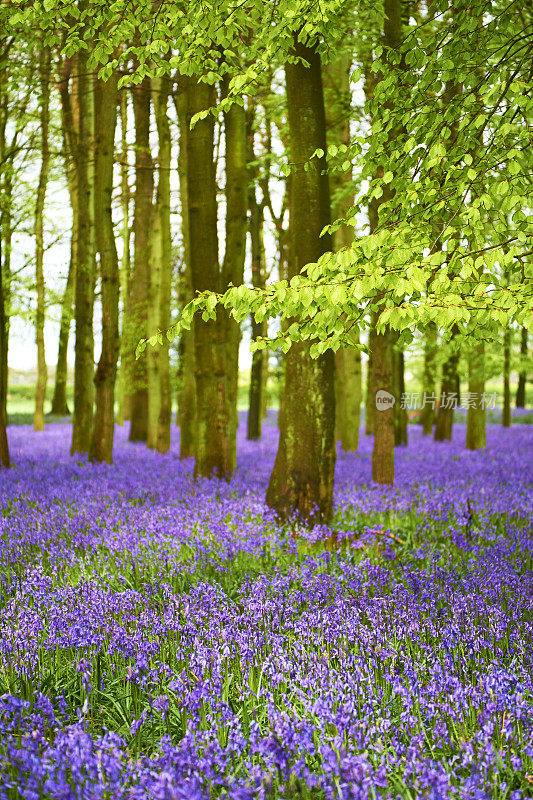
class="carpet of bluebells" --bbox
[1,412,533,800]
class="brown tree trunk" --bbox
[89,72,119,463]
[434,328,459,442]
[367,0,403,484]
[71,50,95,456]
[52,55,78,417]
[466,341,486,450]
[393,346,408,446]
[503,326,511,427]
[222,76,247,466]
[117,90,132,425]
[33,45,51,432]
[246,103,267,441]
[129,77,153,443]
[516,327,527,408]
[420,323,437,434]
[175,81,196,459]
[184,75,231,479]
[365,339,374,435]
[0,209,9,467]
[324,54,362,453]
[266,37,335,525]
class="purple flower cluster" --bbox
[0,416,532,798]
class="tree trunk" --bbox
[266,37,335,525]
[52,56,79,417]
[153,75,172,454]
[516,327,527,407]
[324,54,362,453]
[117,90,132,425]
[503,326,511,427]
[0,201,9,467]
[393,346,408,446]
[246,101,267,441]
[33,45,51,432]
[367,0,403,483]
[466,341,486,450]
[89,72,119,463]
[420,323,437,434]
[184,75,231,479]
[365,339,374,435]
[129,77,153,443]
[221,76,248,465]
[175,80,196,459]
[71,50,95,456]
[434,327,459,442]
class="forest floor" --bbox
[1,415,532,799]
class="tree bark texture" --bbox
[128,77,153,443]
[89,72,120,463]
[175,81,196,459]
[222,76,247,467]
[516,327,527,408]
[266,38,336,525]
[434,327,459,442]
[71,50,95,456]
[184,75,232,479]
[420,322,437,434]
[33,45,51,432]
[503,326,511,427]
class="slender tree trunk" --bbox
[33,45,51,432]
[266,37,335,524]
[89,72,119,463]
[246,104,267,441]
[324,54,362,453]
[393,346,408,446]
[71,50,95,456]
[221,76,248,464]
[52,56,78,417]
[365,341,374,435]
[50,258,74,415]
[175,81,196,458]
[129,77,153,443]
[516,327,527,407]
[117,90,132,425]
[0,207,9,467]
[367,0,403,484]
[503,326,511,427]
[420,322,437,434]
[466,342,486,450]
[153,75,172,454]
[434,328,459,442]
[184,75,231,478]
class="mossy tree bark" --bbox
[516,327,527,408]
[221,76,248,465]
[89,72,119,463]
[434,327,459,442]
[324,54,361,453]
[175,80,196,459]
[71,49,95,456]
[33,45,51,432]
[365,339,374,435]
[184,75,232,479]
[129,77,153,443]
[266,37,335,525]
